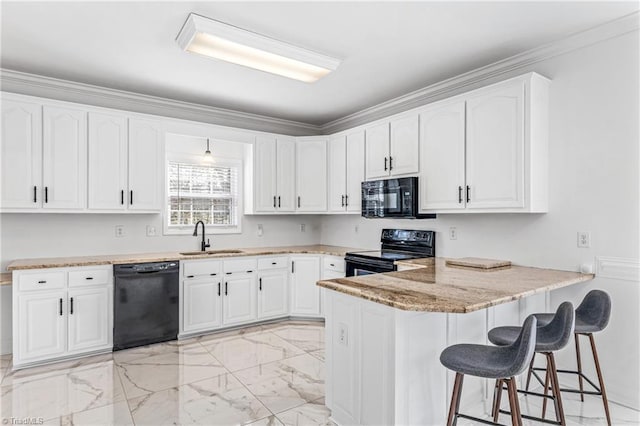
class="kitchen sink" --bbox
[179,250,244,256]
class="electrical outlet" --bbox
[300,223,306,232]
[449,227,457,240]
[146,225,157,237]
[257,224,263,237]
[577,231,591,248]
[338,323,349,346]
[115,225,125,238]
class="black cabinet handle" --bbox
[85,277,93,280]
[259,277,262,291]
[271,262,277,265]
[38,280,46,284]
[466,185,471,203]
[246,270,253,273]
[330,263,335,267]
[225,272,232,275]
[345,195,349,207]
[273,196,276,208]
[121,190,124,205]
[59,298,63,316]
[278,196,281,208]
[187,275,194,278]
[45,187,48,203]
[341,195,345,207]
[33,186,37,203]
[458,186,463,204]
[130,190,133,205]
[225,282,228,296]
[389,156,393,171]
[297,196,301,208]
[291,261,295,273]
[384,157,388,171]
[70,297,74,315]
[210,273,217,276]
[218,282,221,296]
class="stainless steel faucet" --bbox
[192,221,210,252]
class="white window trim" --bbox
[163,152,243,236]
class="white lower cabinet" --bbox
[222,273,257,325]
[182,278,222,333]
[258,269,288,319]
[290,256,321,317]
[13,266,113,368]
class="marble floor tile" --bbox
[57,400,134,426]
[1,361,125,421]
[0,354,11,381]
[271,325,325,352]
[276,399,333,426]
[116,342,227,399]
[1,353,113,386]
[112,339,197,364]
[234,353,324,414]
[247,415,285,426]
[128,372,270,425]
[201,331,304,372]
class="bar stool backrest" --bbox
[576,290,611,332]
[505,315,538,377]
[539,301,575,351]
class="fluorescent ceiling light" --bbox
[176,13,341,83]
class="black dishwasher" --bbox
[113,261,179,350]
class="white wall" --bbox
[321,31,640,409]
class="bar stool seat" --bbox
[440,316,537,426]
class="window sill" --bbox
[163,226,242,236]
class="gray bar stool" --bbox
[526,290,612,425]
[488,302,575,426]
[440,316,537,426]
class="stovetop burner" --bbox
[346,250,428,262]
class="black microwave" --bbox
[361,177,436,219]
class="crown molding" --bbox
[320,11,640,134]
[0,69,322,136]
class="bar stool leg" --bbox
[541,362,551,419]
[506,377,523,426]
[589,333,612,426]
[492,379,503,422]
[525,354,536,391]
[447,373,464,426]
[575,333,585,402]
[547,352,567,426]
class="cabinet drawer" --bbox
[183,260,221,278]
[323,256,345,273]
[18,271,65,292]
[258,257,288,270]
[224,258,257,274]
[69,268,111,287]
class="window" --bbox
[166,158,241,234]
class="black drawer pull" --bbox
[38,280,47,284]
[226,272,232,275]
[246,270,253,273]
[85,277,93,280]
[330,264,335,267]
[271,262,277,265]
[210,273,217,276]
[186,275,194,278]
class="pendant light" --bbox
[204,138,213,161]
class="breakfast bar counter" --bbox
[317,258,594,426]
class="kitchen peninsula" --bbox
[317,258,594,426]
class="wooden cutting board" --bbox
[445,257,512,270]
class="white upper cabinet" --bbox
[1,98,42,209]
[276,137,296,212]
[365,114,419,180]
[419,100,466,211]
[296,137,327,212]
[128,118,163,211]
[389,114,420,176]
[88,112,128,210]
[418,73,549,213]
[42,106,87,209]
[466,79,525,209]
[254,135,278,212]
[328,130,365,213]
[365,122,390,179]
[327,135,347,212]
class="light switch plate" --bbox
[146,225,157,237]
[577,231,591,248]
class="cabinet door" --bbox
[17,292,66,362]
[128,118,163,211]
[345,130,365,212]
[390,114,420,176]
[296,138,327,212]
[419,101,466,211]
[183,278,223,332]
[67,287,111,353]
[254,135,277,212]
[258,270,288,319]
[222,274,257,325]
[327,135,347,212]
[1,99,42,209]
[276,137,296,212]
[42,106,87,209]
[290,257,321,316]
[466,80,525,209]
[365,122,390,179]
[88,112,128,210]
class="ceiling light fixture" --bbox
[176,13,341,83]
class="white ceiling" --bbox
[1,2,638,125]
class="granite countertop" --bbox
[5,245,362,271]
[317,257,594,313]
[0,273,11,286]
